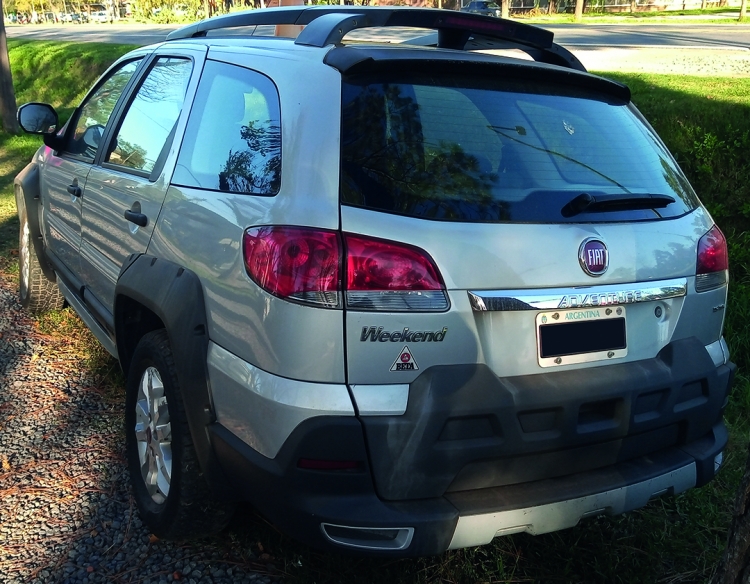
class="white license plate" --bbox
[536,306,627,368]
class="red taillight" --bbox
[697,226,728,274]
[344,234,449,311]
[243,227,447,311]
[345,234,444,291]
[243,226,341,308]
[696,225,728,293]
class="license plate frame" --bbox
[536,306,627,368]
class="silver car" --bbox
[15,6,735,556]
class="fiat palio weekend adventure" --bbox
[15,6,735,555]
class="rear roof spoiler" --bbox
[166,6,585,72]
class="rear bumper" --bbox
[208,336,735,556]
[210,420,727,556]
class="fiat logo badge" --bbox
[579,238,608,277]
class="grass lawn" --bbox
[1,41,749,583]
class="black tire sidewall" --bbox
[125,331,186,536]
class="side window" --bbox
[69,59,142,160]
[172,60,281,196]
[106,57,193,175]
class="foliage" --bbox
[0,41,750,583]
[7,40,136,119]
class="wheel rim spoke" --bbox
[134,366,172,503]
[20,221,30,292]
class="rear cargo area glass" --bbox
[340,75,698,223]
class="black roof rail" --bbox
[166,7,583,71]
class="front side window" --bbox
[106,57,193,175]
[341,73,699,223]
[172,60,281,196]
[69,59,142,160]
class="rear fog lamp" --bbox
[696,225,728,293]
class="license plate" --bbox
[536,306,627,367]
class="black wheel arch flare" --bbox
[14,162,57,282]
[115,253,231,496]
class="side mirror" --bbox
[82,124,104,149]
[17,102,59,135]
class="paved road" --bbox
[544,24,750,49]
[6,21,750,49]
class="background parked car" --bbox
[461,0,503,17]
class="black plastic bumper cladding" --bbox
[360,337,734,500]
[209,418,459,557]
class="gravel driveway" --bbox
[0,275,281,584]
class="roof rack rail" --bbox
[166,6,584,71]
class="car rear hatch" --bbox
[337,59,730,501]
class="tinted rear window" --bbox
[340,74,698,223]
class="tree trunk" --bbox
[574,0,583,21]
[740,0,747,22]
[548,0,555,15]
[501,0,509,18]
[0,0,20,135]
[712,443,750,584]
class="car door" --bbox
[79,47,206,315]
[40,57,145,279]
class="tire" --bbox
[125,329,235,539]
[18,201,65,314]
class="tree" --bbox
[712,444,750,584]
[0,0,19,134]
[574,0,583,21]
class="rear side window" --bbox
[341,74,698,223]
[173,60,281,195]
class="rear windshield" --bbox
[340,74,699,223]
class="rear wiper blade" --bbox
[561,193,676,218]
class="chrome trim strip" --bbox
[350,384,409,416]
[468,277,688,312]
[448,463,696,549]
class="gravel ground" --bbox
[0,275,282,584]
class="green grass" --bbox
[2,42,750,583]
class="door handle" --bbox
[124,210,148,227]
[67,184,82,197]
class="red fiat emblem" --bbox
[579,239,608,276]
